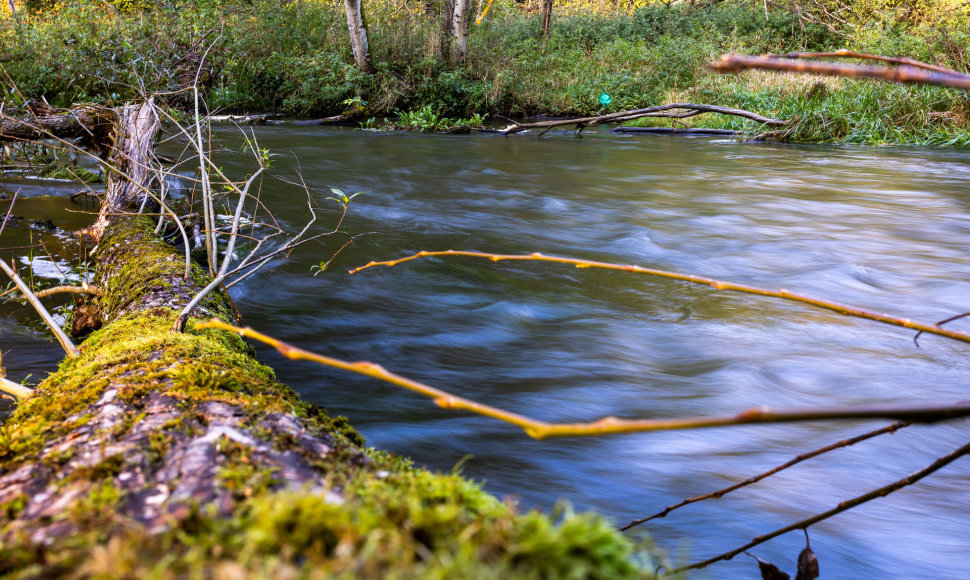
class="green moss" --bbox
[39,161,101,184]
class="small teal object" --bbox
[599,93,612,106]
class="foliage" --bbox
[0,0,968,140]
[391,104,486,132]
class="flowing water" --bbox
[3,126,970,578]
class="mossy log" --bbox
[0,104,647,578]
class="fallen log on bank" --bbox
[0,102,644,577]
[0,103,118,154]
[497,103,786,136]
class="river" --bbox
[2,125,969,578]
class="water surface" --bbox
[3,126,969,578]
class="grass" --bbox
[2,0,968,145]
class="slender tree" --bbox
[450,0,472,65]
[344,0,373,73]
[541,0,554,38]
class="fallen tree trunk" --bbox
[0,104,118,154]
[498,103,786,136]
[0,103,643,577]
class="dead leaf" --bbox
[745,551,791,580]
[795,532,820,580]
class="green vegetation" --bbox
[1,0,968,144]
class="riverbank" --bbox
[1,0,968,146]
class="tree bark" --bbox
[440,0,456,56]
[82,99,160,242]
[344,0,373,73]
[450,0,472,65]
[541,0,554,37]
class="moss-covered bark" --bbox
[0,204,649,575]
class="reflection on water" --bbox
[4,127,970,578]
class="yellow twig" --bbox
[196,319,970,439]
[476,0,496,24]
[349,250,970,346]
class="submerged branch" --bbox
[620,421,907,531]
[671,438,970,574]
[497,103,785,135]
[349,250,970,346]
[198,319,970,439]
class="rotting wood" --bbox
[80,99,160,243]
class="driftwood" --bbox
[497,103,786,135]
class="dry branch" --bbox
[711,55,970,90]
[672,438,970,574]
[620,421,907,531]
[0,377,32,399]
[0,259,79,358]
[771,49,963,75]
[497,103,785,135]
[197,319,970,439]
[33,284,104,299]
[349,250,970,345]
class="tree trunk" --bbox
[0,103,641,576]
[440,0,456,58]
[344,0,373,73]
[83,99,160,242]
[450,0,472,65]
[542,0,554,37]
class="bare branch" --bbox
[671,439,970,574]
[350,250,970,346]
[620,421,907,531]
[0,259,79,358]
[0,376,32,399]
[33,284,104,299]
[196,319,970,439]
[711,55,970,90]
[771,49,963,75]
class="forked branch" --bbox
[349,250,970,345]
[620,421,907,531]
[196,319,970,439]
[670,438,970,574]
